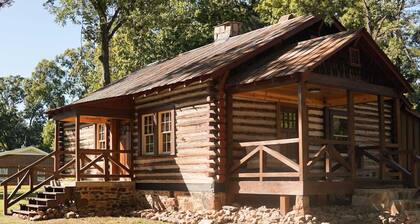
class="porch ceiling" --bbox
[236,83,391,107]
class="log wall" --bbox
[133,82,219,185]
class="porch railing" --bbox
[78,148,132,180]
[306,138,352,180]
[230,138,300,181]
[0,151,75,215]
[230,137,356,182]
[357,145,419,186]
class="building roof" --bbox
[0,146,48,157]
[229,29,413,92]
[230,30,360,85]
[66,16,321,106]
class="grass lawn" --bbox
[0,185,162,224]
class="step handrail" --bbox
[1,151,55,186]
[1,151,73,215]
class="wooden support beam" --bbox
[298,80,308,181]
[225,92,235,204]
[129,119,135,180]
[3,185,7,215]
[111,119,119,179]
[259,147,264,182]
[393,98,405,183]
[294,195,310,215]
[347,90,356,179]
[104,123,110,181]
[378,95,385,180]
[280,196,291,215]
[54,120,60,173]
[306,72,397,97]
[75,115,81,181]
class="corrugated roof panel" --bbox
[230,30,359,85]
[72,16,319,105]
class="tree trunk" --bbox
[100,32,111,87]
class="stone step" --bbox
[392,200,420,211]
[44,185,65,193]
[12,209,37,217]
[404,210,420,222]
[27,197,58,207]
[24,203,49,211]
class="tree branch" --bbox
[109,19,124,39]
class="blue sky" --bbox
[0,0,81,77]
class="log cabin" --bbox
[0,146,52,185]
[3,15,420,216]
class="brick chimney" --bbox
[278,14,294,23]
[214,21,243,42]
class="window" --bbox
[349,48,361,67]
[0,168,8,175]
[142,114,155,155]
[97,124,107,149]
[37,171,45,182]
[141,110,175,155]
[331,114,348,140]
[280,111,297,129]
[158,111,174,154]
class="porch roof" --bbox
[228,29,413,93]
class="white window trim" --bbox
[0,168,8,175]
[158,110,175,155]
[97,123,107,150]
[142,113,156,155]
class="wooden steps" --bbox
[11,185,71,218]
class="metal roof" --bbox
[0,146,48,157]
[71,16,320,105]
[229,30,360,85]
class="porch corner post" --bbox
[393,98,404,182]
[378,95,385,180]
[347,90,356,179]
[75,115,81,181]
[129,118,135,181]
[54,120,60,173]
[298,80,308,181]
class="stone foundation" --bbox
[137,190,226,211]
[74,181,146,215]
[352,188,419,215]
[72,181,225,214]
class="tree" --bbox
[44,0,159,87]
[256,0,419,109]
[109,0,262,80]
[256,0,353,24]
[0,76,26,150]
[0,0,13,9]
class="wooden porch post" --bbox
[347,90,356,179]
[129,119,135,180]
[298,80,308,181]
[378,95,385,180]
[104,123,110,181]
[111,119,120,179]
[54,120,60,173]
[393,98,404,183]
[75,115,81,181]
[280,195,291,215]
[225,91,235,204]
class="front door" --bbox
[118,122,131,175]
[274,105,298,170]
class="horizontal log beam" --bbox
[238,138,299,147]
[305,72,397,97]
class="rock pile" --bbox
[131,205,414,224]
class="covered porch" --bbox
[51,98,135,182]
[226,72,418,210]
[1,97,135,215]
